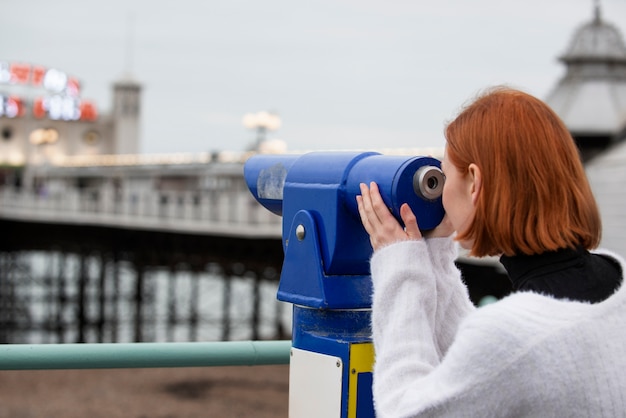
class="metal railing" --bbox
[0,340,292,370]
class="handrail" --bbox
[0,340,292,370]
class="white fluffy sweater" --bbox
[370,237,626,417]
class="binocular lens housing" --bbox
[244,151,446,279]
[244,151,446,232]
[414,166,445,201]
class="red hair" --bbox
[445,87,601,257]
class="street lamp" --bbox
[242,111,281,150]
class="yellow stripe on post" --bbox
[348,342,375,418]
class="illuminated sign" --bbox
[31,97,98,121]
[0,95,24,118]
[0,61,81,96]
[0,61,97,121]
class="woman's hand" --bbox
[423,215,455,239]
[356,182,423,251]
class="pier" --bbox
[0,152,286,344]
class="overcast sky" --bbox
[2,0,626,154]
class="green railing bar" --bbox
[0,340,292,370]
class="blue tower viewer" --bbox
[244,151,444,417]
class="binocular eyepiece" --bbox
[414,165,445,201]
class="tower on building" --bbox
[545,3,626,162]
[112,75,142,155]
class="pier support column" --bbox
[221,265,232,341]
[55,251,67,343]
[189,269,200,342]
[166,263,178,342]
[251,272,261,341]
[133,262,145,342]
[76,251,88,343]
[96,253,107,343]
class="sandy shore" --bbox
[0,365,289,417]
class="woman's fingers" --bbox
[400,203,422,241]
[358,182,388,230]
[367,182,388,222]
[357,183,376,234]
[357,182,422,250]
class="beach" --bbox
[0,365,289,417]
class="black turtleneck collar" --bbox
[499,247,622,303]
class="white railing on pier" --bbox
[0,186,281,238]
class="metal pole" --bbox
[133,262,144,342]
[111,252,120,343]
[189,270,200,342]
[167,264,177,342]
[97,253,107,343]
[222,268,232,341]
[251,273,261,340]
[77,251,88,343]
[0,340,291,370]
[56,251,67,343]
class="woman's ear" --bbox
[468,163,482,206]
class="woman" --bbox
[356,87,625,417]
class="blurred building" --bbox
[545,4,626,162]
[0,62,141,171]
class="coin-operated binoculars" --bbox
[244,151,444,418]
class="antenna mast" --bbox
[124,13,136,76]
